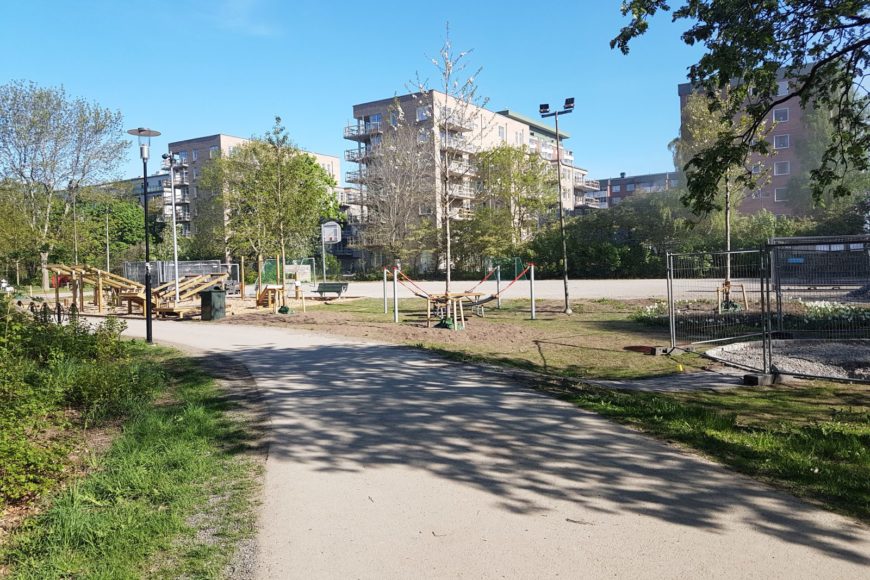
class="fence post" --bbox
[496,265,502,309]
[383,268,388,314]
[667,253,676,349]
[392,266,399,323]
[760,248,772,375]
[529,263,536,320]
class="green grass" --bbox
[2,349,262,579]
[565,383,869,522]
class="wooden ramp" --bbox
[48,264,143,313]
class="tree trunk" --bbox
[41,252,50,290]
[444,204,452,293]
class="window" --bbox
[774,161,790,175]
[371,134,382,146]
[389,111,399,127]
[417,128,428,142]
[209,146,219,159]
[192,149,198,162]
[773,108,789,122]
[498,126,506,142]
[751,164,762,174]
[625,183,636,192]
[774,187,788,202]
[777,81,789,96]
[192,168,199,180]
[774,134,790,149]
[416,106,429,122]
[178,150,188,162]
[611,185,621,193]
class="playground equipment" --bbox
[48,264,143,313]
[383,263,537,329]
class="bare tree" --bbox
[411,24,491,291]
[0,80,127,288]
[359,106,436,268]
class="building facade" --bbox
[589,171,680,208]
[678,78,809,216]
[166,134,340,239]
[344,91,599,231]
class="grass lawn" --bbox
[1,346,262,579]
[225,296,869,522]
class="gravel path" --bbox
[709,340,870,380]
[120,319,868,579]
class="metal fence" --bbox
[667,250,765,348]
[668,234,870,382]
[123,260,241,294]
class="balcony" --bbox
[346,169,366,183]
[345,146,381,162]
[448,184,475,199]
[340,190,364,206]
[440,136,479,154]
[573,175,600,192]
[438,110,473,132]
[343,121,383,141]
[447,160,476,175]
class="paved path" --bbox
[335,278,670,300]
[121,319,868,579]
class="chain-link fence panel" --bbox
[667,250,765,349]
[764,235,870,381]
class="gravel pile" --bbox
[708,339,870,380]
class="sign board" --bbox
[321,221,341,244]
[284,264,312,283]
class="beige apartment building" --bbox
[164,134,340,240]
[344,90,599,228]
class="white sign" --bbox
[321,221,341,244]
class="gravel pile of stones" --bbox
[707,339,870,380]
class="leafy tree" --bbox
[476,144,557,247]
[613,1,869,211]
[0,80,127,287]
[200,118,339,291]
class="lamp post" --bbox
[540,98,574,315]
[162,152,181,304]
[128,127,161,344]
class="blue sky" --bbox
[1,0,702,183]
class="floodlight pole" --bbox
[541,99,574,315]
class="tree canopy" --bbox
[613,1,869,214]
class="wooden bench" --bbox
[314,282,348,298]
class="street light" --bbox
[127,127,161,344]
[162,152,181,305]
[540,98,574,315]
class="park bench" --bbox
[314,282,349,298]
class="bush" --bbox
[0,297,166,508]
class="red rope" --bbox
[397,270,432,298]
[465,268,496,293]
[491,264,532,298]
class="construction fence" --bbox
[123,261,241,295]
[667,235,870,382]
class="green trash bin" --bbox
[199,288,226,321]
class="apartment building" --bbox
[343,91,599,226]
[678,77,809,215]
[590,171,680,208]
[166,134,340,238]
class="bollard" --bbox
[530,263,536,320]
[393,266,399,323]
